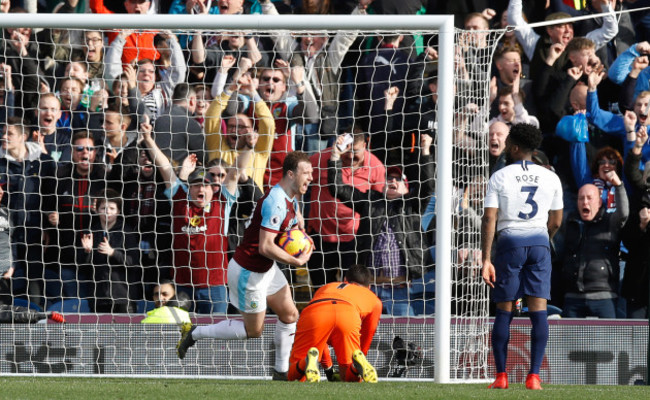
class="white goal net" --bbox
[0,12,501,382]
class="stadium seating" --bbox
[46,299,91,313]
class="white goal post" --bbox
[0,12,494,383]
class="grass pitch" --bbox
[1,377,650,400]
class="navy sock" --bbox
[492,308,513,373]
[528,310,549,375]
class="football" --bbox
[277,229,313,257]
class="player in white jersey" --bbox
[481,123,563,390]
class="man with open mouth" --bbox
[140,119,252,315]
[46,131,107,306]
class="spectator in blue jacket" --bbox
[586,62,650,165]
[608,41,650,99]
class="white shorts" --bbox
[227,258,289,314]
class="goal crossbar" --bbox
[0,13,453,31]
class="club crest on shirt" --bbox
[189,215,202,227]
[273,107,283,119]
[271,215,280,226]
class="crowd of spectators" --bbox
[0,0,649,320]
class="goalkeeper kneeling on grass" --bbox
[288,264,381,383]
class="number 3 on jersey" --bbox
[518,186,538,220]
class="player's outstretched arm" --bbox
[481,207,498,288]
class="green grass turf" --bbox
[1,377,649,400]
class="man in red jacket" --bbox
[90,0,159,64]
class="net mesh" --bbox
[0,21,501,380]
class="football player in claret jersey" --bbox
[481,123,563,390]
[177,151,314,380]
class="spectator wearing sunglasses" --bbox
[571,146,624,214]
[260,0,374,153]
[246,63,318,190]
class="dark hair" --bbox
[153,33,167,48]
[302,0,330,14]
[157,279,175,287]
[495,44,522,60]
[137,58,155,68]
[84,29,103,39]
[206,157,231,169]
[172,82,197,103]
[345,264,372,287]
[351,124,368,145]
[507,123,542,153]
[565,37,595,55]
[96,188,122,213]
[150,280,175,300]
[167,290,191,312]
[5,116,26,134]
[105,101,132,128]
[497,86,513,98]
[71,130,95,146]
[497,85,525,103]
[379,33,401,44]
[464,12,489,28]
[282,151,310,177]
[590,146,623,177]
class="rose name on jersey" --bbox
[514,174,539,184]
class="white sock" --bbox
[273,320,296,373]
[192,320,248,340]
